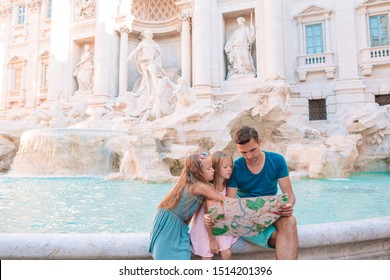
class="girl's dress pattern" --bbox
[148,188,203,259]
[190,188,238,258]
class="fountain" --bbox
[0,0,389,260]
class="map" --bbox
[207,194,288,237]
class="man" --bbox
[226,126,298,259]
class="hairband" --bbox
[198,152,208,162]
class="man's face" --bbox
[236,138,261,164]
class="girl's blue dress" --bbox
[148,189,203,259]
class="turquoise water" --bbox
[0,172,389,233]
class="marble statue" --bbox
[173,77,196,113]
[151,77,177,119]
[225,16,256,79]
[73,44,94,94]
[26,93,70,125]
[75,0,95,18]
[127,30,167,97]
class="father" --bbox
[226,126,298,259]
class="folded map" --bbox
[207,194,288,237]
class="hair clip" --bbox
[199,152,208,162]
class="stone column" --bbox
[93,1,117,99]
[179,13,192,85]
[297,20,304,55]
[25,0,42,109]
[48,0,71,101]
[358,7,369,48]
[116,24,131,95]
[333,0,365,109]
[263,0,285,79]
[0,3,13,115]
[324,15,331,52]
[192,0,213,105]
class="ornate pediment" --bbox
[38,51,50,59]
[357,0,390,9]
[294,5,332,21]
[8,56,26,64]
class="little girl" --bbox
[148,152,225,260]
[190,151,238,259]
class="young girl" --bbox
[148,152,225,260]
[190,151,238,259]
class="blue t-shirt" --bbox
[228,151,289,198]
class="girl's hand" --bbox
[210,239,219,254]
[204,214,214,228]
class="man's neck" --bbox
[246,151,265,174]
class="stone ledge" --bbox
[1,216,389,260]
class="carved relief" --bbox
[75,0,95,18]
[132,0,179,21]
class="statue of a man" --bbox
[127,30,167,96]
[224,16,256,79]
[73,44,94,93]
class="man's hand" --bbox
[279,203,294,217]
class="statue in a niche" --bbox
[73,44,94,94]
[127,30,167,97]
[224,16,256,79]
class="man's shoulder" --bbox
[233,156,245,165]
[264,150,285,159]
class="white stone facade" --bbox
[0,0,389,179]
[0,0,389,117]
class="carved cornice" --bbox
[0,3,13,18]
[27,0,42,12]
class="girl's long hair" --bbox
[159,153,212,209]
[211,151,233,188]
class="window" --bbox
[47,0,52,18]
[17,5,26,25]
[309,99,327,121]
[13,68,23,91]
[42,64,49,87]
[369,14,389,47]
[375,94,390,106]
[305,23,324,54]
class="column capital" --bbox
[115,23,132,34]
[179,12,192,22]
[114,15,134,34]
[177,12,192,32]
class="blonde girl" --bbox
[190,151,238,259]
[148,152,225,260]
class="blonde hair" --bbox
[211,151,233,188]
[158,153,213,209]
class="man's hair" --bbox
[233,126,259,144]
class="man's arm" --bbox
[278,176,296,217]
